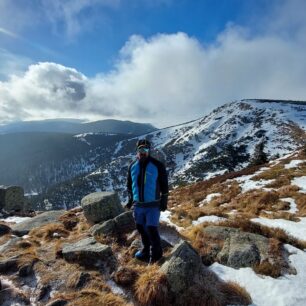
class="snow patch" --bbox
[192,215,226,225]
[280,197,298,214]
[209,244,306,306]
[160,210,184,231]
[0,216,31,223]
[285,160,304,169]
[292,176,306,193]
[251,217,306,242]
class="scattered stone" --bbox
[0,186,25,211]
[113,211,135,232]
[90,211,135,236]
[0,255,19,273]
[12,210,65,236]
[75,272,91,288]
[161,240,202,294]
[62,237,117,270]
[36,284,51,301]
[91,219,116,236]
[18,259,37,277]
[0,223,11,236]
[81,192,124,223]
[0,236,22,253]
[203,226,270,269]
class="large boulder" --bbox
[217,231,269,268]
[203,225,270,269]
[90,211,135,236]
[161,240,203,294]
[62,237,117,271]
[11,210,65,236]
[81,192,124,224]
[0,186,25,211]
[160,240,221,305]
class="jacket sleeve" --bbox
[158,162,169,196]
[127,163,133,201]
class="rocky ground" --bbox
[0,193,251,306]
[0,147,305,305]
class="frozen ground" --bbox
[210,244,306,306]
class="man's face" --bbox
[136,146,150,160]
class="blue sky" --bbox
[0,0,306,127]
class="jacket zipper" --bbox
[140,164,146,202]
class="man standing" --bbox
[126,139,168,263]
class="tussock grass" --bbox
[219,281,252,305]
[217,218,306,250]
[134,264,170,306]
[52,289,128,306]
[29,223,70,241]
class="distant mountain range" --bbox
[33,99,306,210]
[0,118,156,135]
[0,119,157,193]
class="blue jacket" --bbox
[127,156,168,207]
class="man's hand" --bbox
[125,198,133,210]
[159,194,168,211]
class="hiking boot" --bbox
[135,249,150,262]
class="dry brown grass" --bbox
[219,281,252,305]
[216,218,306,249]
[134,264,170,306]
[29,223,70,241]
[52,288,128,306]
[113,265,140,287]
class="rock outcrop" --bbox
[203,225,270,268]
[12,210,65,236]
[62,237,117,271]
[90,211,134,236]
[81,192,124,224]
[0,186,25,212]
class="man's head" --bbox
[136,139,151,160]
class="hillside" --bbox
[0,147,305,305]
[0,119,156,135]
[0,119,156,193]
[37,99,306,209]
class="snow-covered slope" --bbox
[38,99,306,208]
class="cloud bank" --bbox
[1,0,306,127]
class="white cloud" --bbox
[1,0,306,127]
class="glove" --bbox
[125,192,133,210]
[159,194,168,212]
[125,198,133,210]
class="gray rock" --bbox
[90,211,135,236]
[11,210,65,236]
[113,210,135,232]
[161,240,202,294]
[81,192,124,223]
[202,225,270,268]
[0,223,11,236]
[0,255,19,273]
[0,236,21,253]
[202,225,239,240]
[62,237,116,270]
[0,186,25,211]
[91,219,116,236]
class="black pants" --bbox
[136,223,162,260]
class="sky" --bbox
[0,0,306,128]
